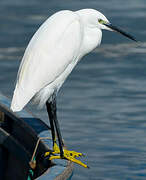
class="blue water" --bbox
[0,0,146,179]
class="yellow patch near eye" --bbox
[98,19,107,24]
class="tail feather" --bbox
[11,86,35,112]
[11,84,54,112]
[32,85,54,109]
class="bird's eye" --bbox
[98,19,105,24]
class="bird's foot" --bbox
[44,141,88,168]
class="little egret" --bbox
[11,9,137,167]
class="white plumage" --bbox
[11,9,135,112]
[11,9,105,111]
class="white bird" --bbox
[11,9,136,166]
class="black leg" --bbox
[46,101,55,146]
[46,96,64,158]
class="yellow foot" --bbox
[44,141,88,168]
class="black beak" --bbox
[104,23,137,42]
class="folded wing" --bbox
[11,10,82,111]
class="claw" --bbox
[64,153,88,168]
[44,142,88,168]
[64,149,83,158]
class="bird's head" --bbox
[77,9,137,42]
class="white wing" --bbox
[11,10,82,111]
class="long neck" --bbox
[77,22,102,60]
[81,27,102,56]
